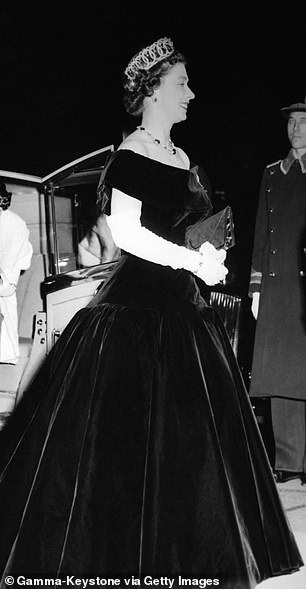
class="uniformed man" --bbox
[249,98,306,485]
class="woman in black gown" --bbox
[0,37,303,588]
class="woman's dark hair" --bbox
[0,181,12,210]
[123,50,186,117]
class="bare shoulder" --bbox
[118,131,148,157]
[175,146,190,169]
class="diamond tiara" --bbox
[124,37,174,81]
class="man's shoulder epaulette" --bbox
[266,159,282,169]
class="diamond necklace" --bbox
[137,126,177,155]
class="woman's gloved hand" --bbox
[195,242,228,286]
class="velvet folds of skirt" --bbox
[0,299,302,587]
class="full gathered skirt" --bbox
[0,257,302,588]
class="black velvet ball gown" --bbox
[0,151,302,588]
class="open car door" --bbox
[0,145,120,424]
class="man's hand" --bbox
[251,292,260,319]
[0,276,16,296]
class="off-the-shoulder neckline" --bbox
[114,148,192,173]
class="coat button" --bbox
[269,272,276,277]
[269,228,274,233]
[266,187,272,193]
[271,249,277,254]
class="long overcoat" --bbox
[249,155,306,400]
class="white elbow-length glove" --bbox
[106,210,228,286]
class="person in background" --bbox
[78,214,120,267]
[0,39,302,587]
[0,182,32,364]
[249,98,306,485]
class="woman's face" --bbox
[154,62,195,124]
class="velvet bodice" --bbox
[94,150,212,311]
[97,149,212,245]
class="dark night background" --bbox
[1,0,306,346]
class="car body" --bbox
[0,145,120,425]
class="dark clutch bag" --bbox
[185,205,235,251]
